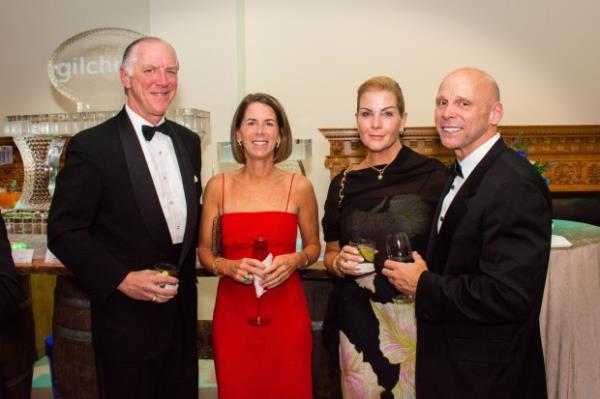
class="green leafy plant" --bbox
[511,134,554,184]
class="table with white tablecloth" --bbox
[541,219,600,399]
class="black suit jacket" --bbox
[416,139,551,398]
[48,108,201,360]
[1,214,37,397]
[0,214,21,319]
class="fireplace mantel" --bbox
[321,125,600,193]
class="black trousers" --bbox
[95,304,198,399]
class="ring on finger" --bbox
[152,294,157,303]
[242,275,250,284]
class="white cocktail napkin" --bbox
[356,261,375,274]
[253,253,273,298]
[551,235,573,248]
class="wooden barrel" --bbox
[52,275,98,399]
[0,275,36,399]
[301,269,341,399]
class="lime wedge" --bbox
[358,245,376,262]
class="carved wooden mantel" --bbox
[321,125,600,192]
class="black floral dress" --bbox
[322,146,448,399]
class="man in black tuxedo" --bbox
[48,37,201,399]
[383,67,551,398]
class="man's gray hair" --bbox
[120,37,179,76]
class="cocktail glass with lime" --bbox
[154,262,179,291]
[350,238,377,275]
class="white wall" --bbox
[0,0,149,117]
[242,0,600,219]
[149,0,240,188]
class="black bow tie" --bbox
[450,160,463,178]
[141,123,167,141]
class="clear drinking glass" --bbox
[349,238,377,274]
[385,232,414,303]
[154,262,179,291]
[385,232,413,262]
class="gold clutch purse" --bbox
[211,215,222,256]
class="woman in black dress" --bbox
[322,76,448,398]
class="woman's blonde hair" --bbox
[356,76,405,114]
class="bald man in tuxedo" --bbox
[383,67,551,398]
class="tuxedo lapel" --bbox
[425,175,454,263]
[116,109,173,251]
[427,176,469,273]
[428,139,509,273]
[164,121,199,267]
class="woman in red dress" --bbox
[198,93,320,399]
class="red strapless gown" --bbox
[212,211,312,399]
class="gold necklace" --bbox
[370,163,391,180]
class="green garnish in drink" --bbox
[358,245,376,262]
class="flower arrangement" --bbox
[511,134,554,184]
